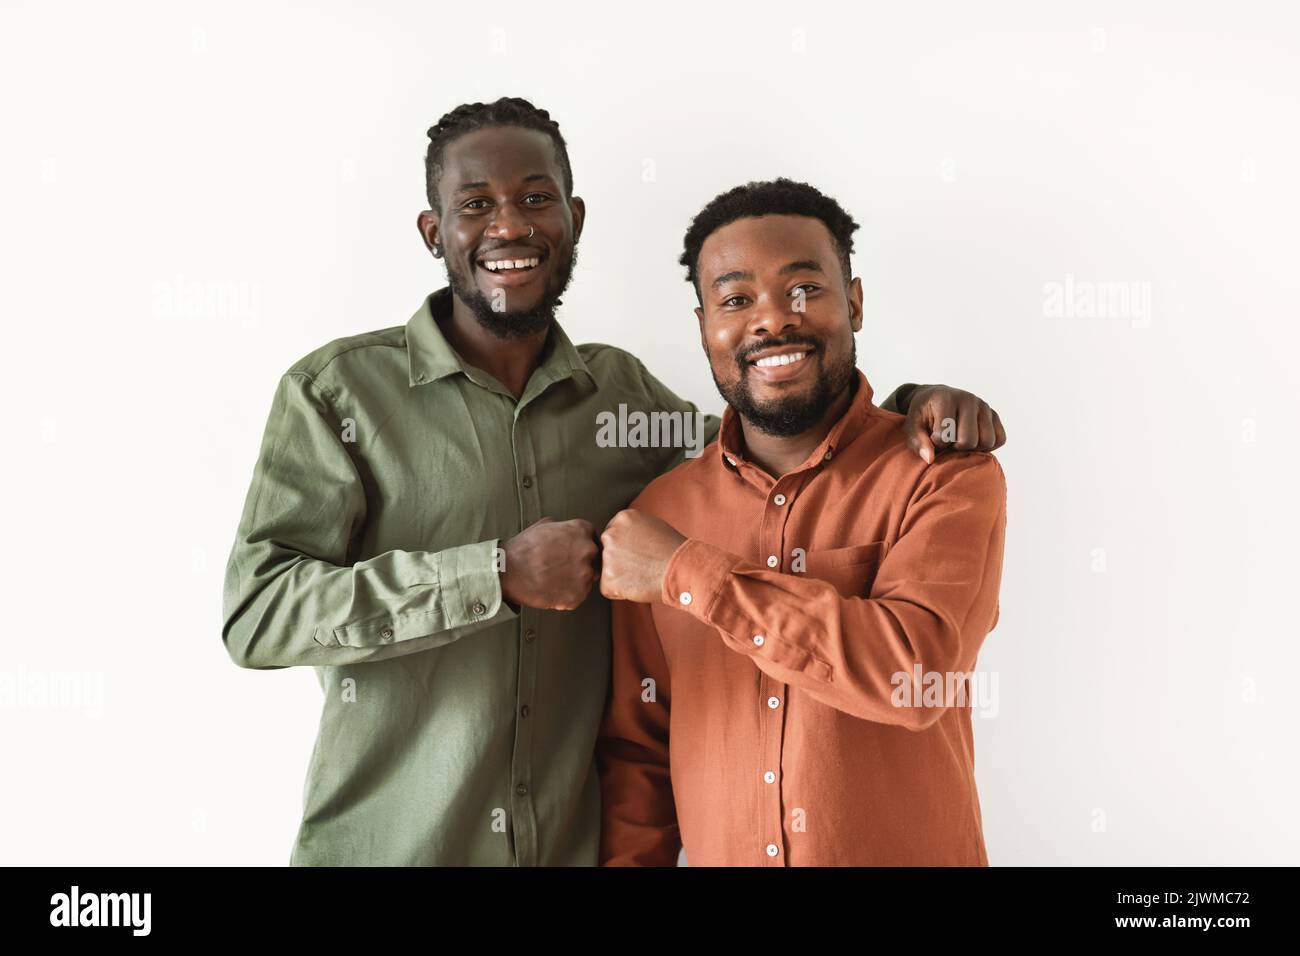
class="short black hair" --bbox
[424,97,573,212]
[680,177,860,300]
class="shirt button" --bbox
[516,784,528,797]
[522,475,533,488]
[752,634,765,647]
[379,626,394,640]
[520,705,530,718]
[773,493,787,506]
[767,696,781,710]
[766,555,778,568]
[679,592,692,606]
[472,601,486,615]
[824,450,833,461]
[524,628,537,643]
[766,843,779,857]
[763,771,776,784]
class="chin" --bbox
[751,377,816,401]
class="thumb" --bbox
[910,431,936,465]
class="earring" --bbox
[432,244,443,259]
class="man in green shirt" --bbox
[221,96,1008,866]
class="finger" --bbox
[992,410,1007,450]
[911,429,936,465]
[928,397,955,448]
[903,400,933,454]
[953,396,980,450]
[977,403,996,451]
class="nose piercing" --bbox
[529,226,535,239]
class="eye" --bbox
[462,198,491,210]
[791,283,820,296]
[522,193,552,205]
[722,294,749,308]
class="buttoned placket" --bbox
[507,391,544,867]
[503,359,594,867]
[405,294,601,866]
[760,469,795,866]
[728,444,831,867]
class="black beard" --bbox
[444,241,579,340]
[713,334,857,437]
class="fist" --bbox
[500,517,598,611]
[903,384,1006,463]
[599,509,687,604]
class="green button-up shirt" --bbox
[222,286,907,866]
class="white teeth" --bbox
[482,257,540,271]
[754,351,808,368]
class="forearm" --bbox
[660,455,1007,728]
[663,542,985,727]
[222,537,514,669]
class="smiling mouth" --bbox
[477,256,542,274]
[750,349,812,368]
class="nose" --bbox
[486,203,533,241]
[747,293,804,339]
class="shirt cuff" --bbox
[435,538,513,630]
[661,538,740,619]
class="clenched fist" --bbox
[500,517,599,611]
[599,509,687,604]
[902,384,1006,463]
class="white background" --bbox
[2,0,1297,865]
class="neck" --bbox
[442,295,550,400]
[738,380,855,478]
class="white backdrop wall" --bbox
[2,0,1296,864]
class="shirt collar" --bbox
[717,368,876,475]
[405,286,598,394]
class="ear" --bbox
[695,305,707,353]
[570,195,586,242]
[416,210,441,253]
[848,276,864,333]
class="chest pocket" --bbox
[800,541,888,598]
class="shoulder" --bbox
[910,449,1007,507]
[284,326,407,383]
[853,402,1005,492]
[576,342,652,388]
[866,402,906,429]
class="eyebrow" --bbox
[710,270,753,290]
[453,173,556,195]
[710,259,825,290]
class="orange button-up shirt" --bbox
[596,370,1007,866]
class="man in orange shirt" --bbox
[595,178,1007,866]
